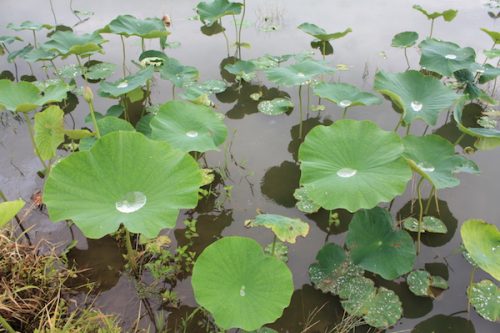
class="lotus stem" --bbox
[22,112,48,170]
[422,124,429,135]
[49,0,58,25]
[429,19,435,38]
[49,60,60,76]
[220,19,231,57]
[394,115,403,132]
[342,107,348,119]
[271,235,277,256]
[307,84,311,116]
[124,229,137,272]
[172,84,176,100]
[32,30,38,48]
[404,48,410,70]
[416,177,425,254]
[405,123,412,136]
[434,188,440,215]
[467,267,476,316]
[424,186,435,215]
[84,87,101,139]
[238,0,246,58]
[0,314,16,333]
[120,35,127,77]
[232,15,239,56]
[1,44,19,81]
[298,85,304,139]
[322,41,326,61]
[454,133,465,146]
[141,37,145,52]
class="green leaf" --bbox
[264,241,288,262]
[7,44,33,63]
[413,5,458,21]
[150,100,227,153]
[22,47,58,62]
[402,216,448,234]
[407,270,449,297]
[224,60,257,82]
[197,0,243,26]
[346,207,416,280]
[299,120,412,212]
[0,199,25,228]
[34,106,65,160]
[478,64,500,84]
[468,280,500,322]
[257,98,294,116]
[481,28,500,45]
[85,62,116,81]
[391,31,419,48]
[266,60,334,87]
[461,219,500,280]
[374,70,458,125]
[244,214,309,244]
[484,48,500,59]
[191,236,293,331]
[160,58,199,87]
[313,82,381,109]
[100,15,169,39]
[43,31,106,58]
[298,23,352,42]
[99,66,154,97]
[293,187,320,214]
[419,38,476,77]
[7,21,53,31]
[181,80,227,101]
[79,116,135,151]
[0,79,68,112]
[43,131,202,239]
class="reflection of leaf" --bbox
[412,314,475,333]
[245,214,309,244]
[468,280,500,322]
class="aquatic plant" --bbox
[297,22,352,59]
[407,270,448,298]
[413,5,458,37]
[419,38,476,77]
[257,97,294,115]
[391,31,419,68]
[0,199,25,228]
[244,213,309,243]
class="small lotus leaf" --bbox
[0,199,25,228]
[34,106,65,160]
[413,5,458,21]
[0,79,67,112]
[266,60,334,86]
[43,31,106,58]
[313,82,381,108]
[461,219,500,280]
[481,28,500,45]
[7,21,52,31]
[346,207,416,280]
[197,0,243,27]
[7,45,33,63]
[484,49,500,59]
[85,62,116,81]
[244,214,309,244]
[402,216,448,234]
[150,101,227,153]
[391,31,419,48]
[44,131,202,239]
[224,60,257,82]
[257,98,294,116]
[99,66,154,97]
[478,64,500,84]
[293,187,320,214]
[299,120,412,212]
[298,23,352,42]
[100,15,169,39]
[374,70,458,125]
[79,116,135,151]
[23,47,58,62]
[468,280,500,322]
[181,80,228,101]
[407,270,449,297]
[160,58,199,87]
[419,38,476,77]
[191,236,293,331]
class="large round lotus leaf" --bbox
[468,280,500,322]
[257,98,294,116]
[7,21,53,31]
[313,82,381,108]
[43,131,202,239]
[407,270,449,297]
[100,15,169,39]
[419,38,476,77]
[43,31,106,58]
[391,31,419,48]
[0,199,25,228]
[298,120,411,212]
[461,219,500,280]
[150,101,227,153]
[0,79,67,112]
[402,134,478,189]
[266,60,334,87]
[160,58,199,87]
[374,70,458,126]
[412,5,458,21]
[197,0,243,27]
[191,236,293,331]
[297,23,352,42]
[346,207,416,280]
[34,106,65,160]
[99,67,154,97]
[244,214,309,244]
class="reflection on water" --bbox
[412,314,475,333]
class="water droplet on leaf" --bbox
[337,168,357,178]
[411,101,423,112]
[116,192,147,213]
[445,54,457,60]
[339,100,352,108]
[186,130,199,138]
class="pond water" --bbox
[1,0,499,332]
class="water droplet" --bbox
[337,168,357,178]
[297,72,305,77]
[186,130,199,138]
[417,162,435,173]
[411,101,423,112]
[117,80,129,88]
[116,192,147,213]
[239,285,246,296]
[339,100,352,108]
[445,54,457,60]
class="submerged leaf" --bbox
[257,98,294,116]
[293,187,320,214]
[244,214,309,244]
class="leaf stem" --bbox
[86,95,101,139]
[454,133,465,146]
[467,267,476,316]
[238,0,246,58]
[298,85,303,139]
[404,48,410,70]
[0,314,16,333]
[120,35,127,77]
[416,177,425,254]
[271,235,277,256]
[125,229,137,273]
[220,19,230,57]
[342,107,348,119]
[429,19,435,38]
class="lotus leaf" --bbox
[197,0,243,27]
[99,66,154,97]
[468,280,500,322]
[160,58,199,87]
[7,45,33,63]
[100,15,169,39]
[264,241,288,262]
[79,116,135,151]
[150,100,227,153]
[374,70,458,125]
[224,60,257,82]
[244,214,309,244]
[297,23,352,42]
[191,236,293,331]
[484,48,500,59]
[7,21,53,31]
[257,98,294,116]
[478,64,500,84]
[44,131,202,239]
[293,187,320,214]
[391,31,419,48]
[0,79,68,112]
[0,199,25,228]
[85,62,116,81]
[298,120,412,212]
[181,80,228,101]
[346,207,416,280]
[313,82,381,109]
[34,106,65,160]
[419,38,476,77]
[407,270,449,297]
[43,31,106,58]
[461,219,500,280]
[403,216,447,234]
[481,28,500,45]
[23,47,58,62]
[266,60,334,86]
[412,5,458,21]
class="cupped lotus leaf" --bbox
[257,98,294,116]
[391,31,419,48]
[79,116,135,151]
[43,31,106,58]
[266,60,334,87]
[346,207,416,280]
[403,216,448,234]
[402,134,478,189]
[0,79,67,112]
[313,82,381,108]
[297,23,352,42]
[150,100,227,153]
[374,70,458,125]
[0,199,25,228]
[468,280,500,322]
[481,28,500,45]
[139,50,168,68]
[85,62,116,81]
[461,219,500,280]
[293,187,320,214]
[160,58,199,87]
[7,21,53,31]
[34,106,65,160]
[244,214,309,244]
[407,270,449,297]
[412,5,458,21]
[99,66,154,97]
[191,236,293,331]
[419,38,476,77]
[43,131,202,239]
[196,0,243,26]
[298,120,412,212]
[100,15,169,39]
[224,60,257,82]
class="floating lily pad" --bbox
[99,66,154,97]
[150,100,227,153]
[481,28,500,45]
[0,199,25,228]
[419,39,476,77]
[44,131,202,239]
[402,134,478,189]
[313,82,381,109]
[0,79,68,112]
[374,70,458,125]
[191,236,293,331]
[224,60,257,82]
[391,31,419,48]
[43,31,106,58]
[402,216,447,234]
[181,80,228,101]
[461,219,500,280]
[346,207,416,280]
[257,98,294,116]
[298,23,352,42]
[197,0,243,26]
[412,5,458,21]
[468,280,500,322]
[7,21,53,31]
[85,62,116,81]
[160,58,199,87]
[293,187,320,213]
[34,106,65,160]
[407,270,449,297]
[244,214,309,244]
[100,15,169,39]
[298,120,411,212]
[266,60,334,86]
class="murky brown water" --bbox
[1,0,499,332]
